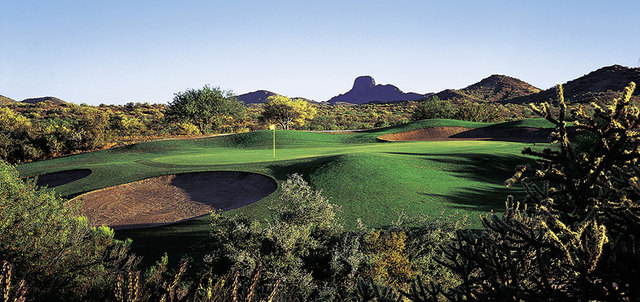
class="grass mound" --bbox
[304,149,529,229]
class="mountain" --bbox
[237,90,315,104]
[21,96,67,105]
[237,90,278,104]
[327,76,424,104]
[0,95,17,105]
[436,75,541,102]
[505,65,640,104]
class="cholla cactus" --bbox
[1,261,27,302]
[412,82,640,301]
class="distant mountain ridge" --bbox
[21,96,67,105]
[504,65,640,104]
[237,90,315,104]
[436,75,541,102]
[327,76,424,104]
[6,65,637,107]
[237,90,278,104]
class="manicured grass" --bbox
[17,119,549,265]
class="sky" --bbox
[1,0,639,105]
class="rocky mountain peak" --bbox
[352,76,376,90]
[327,76,424,104]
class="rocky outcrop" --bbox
[327,76,424,104]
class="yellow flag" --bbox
[269,124,275,130]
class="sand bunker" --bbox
[76,171,277,230]
[32,169,92,188]
[378,127,556,142]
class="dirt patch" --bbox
[30,169,92,188]
[75,171,277,230]
[378,127,556,143]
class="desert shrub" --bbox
[0,107,38,163]
[0,161,135,300]
[362,230,415,289]
[72,106,113,149]
[453,100,501,122]
[208,174,470,301]
[307,115,339,130]
[412,96,457,120]
[208,174,341,300]
[409,82,640,301]
[109,114,147,137]
[170,122,201,136]
[401,213,468,292]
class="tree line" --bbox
[1,85,536,164]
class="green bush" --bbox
[165,85,246,133]
[0,161,135,300]
[209,174,341,300]
[411,96,456,120]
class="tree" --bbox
[165,85,246,133]
[260,95,316,130]
[409,82,640,301]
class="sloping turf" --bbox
[17,119,550,264]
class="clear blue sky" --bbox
[1,0,639,104]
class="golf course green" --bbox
[17,118,555,263]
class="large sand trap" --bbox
[378,127,556,142]
[76,171,277,230]
[31,169,92,188]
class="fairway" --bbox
[17,119,548,263]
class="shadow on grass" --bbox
[390,152,533,211]
[420,186,525,213]
[389,152,530,182]
[265,155,342,183]
[26,169,92,188]
[116,217,214,269]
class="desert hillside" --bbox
[0,94,17,105]
[436,74,541,102]
[505,65,640,104]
